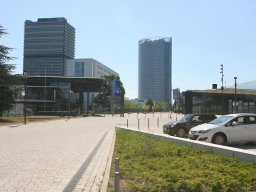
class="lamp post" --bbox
[234,77,237,113]
[220,64,224,115]
[23,71,28,124]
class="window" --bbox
[75,62,84,77]
[232,116,247,125]
[249,116,256,124]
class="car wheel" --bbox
[176,128,186,137]
[212,133,226,145]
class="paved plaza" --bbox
[1,112,255,192]
[0,112,173,192]
[0,116,116,192]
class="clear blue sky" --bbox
[1,0,256,99]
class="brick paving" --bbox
[0,112,255,192]
[0,115,118,192]
[0,112,182,192]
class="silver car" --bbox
[189,113,256,145]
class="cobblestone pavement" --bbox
[0,115,118,192]
[0,112,255,192]
[0,112,175,192]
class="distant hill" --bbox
[229,80,256,89]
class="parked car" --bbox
[189,113,256,145]
[163,114,217,137]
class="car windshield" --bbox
[178,114,193,122]
[208,115,234,125]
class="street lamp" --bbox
[23,71,28,124]
[220,64,224,115]
[234,77,237,113]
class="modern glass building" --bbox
[23,17,75,76]
[183,89,256,115]
[138,37,172,103]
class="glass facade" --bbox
[75,62,85,77]
[184,90,256,115]
[138,37,172,103]
[228,99,256,114]
[23,18,75,76]
[19,77,104,115]
[191,95,223,114]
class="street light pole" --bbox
[23,71,27,125]
[234,77,237,113]
[220,64,224,115]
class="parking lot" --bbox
[118,112,256,153]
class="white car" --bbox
[188,113,256,145]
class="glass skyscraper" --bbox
[138,37,172,103]
[23,17,75,76]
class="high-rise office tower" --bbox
[23,17,75,76]
[138,37,172,103]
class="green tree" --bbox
[145,98,154,112]
[153,102,168,112]
[0,25,21,116]
[94,75,125,113]
[124,100,141,112]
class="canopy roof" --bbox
[26,76,105,92]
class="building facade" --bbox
[138,37,172,103]
[17,17,119,116]
[65,58,119,78]
[23,17,75,76]
[183,89,256,115]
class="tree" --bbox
[94,75,125,113]
[0,25,21,116]
[153,102,168,112]
[145,98,154,112]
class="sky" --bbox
[1,0,256,99]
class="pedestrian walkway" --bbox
[1,112,255,191]
[0,112,175,192]
[0,115,118,192]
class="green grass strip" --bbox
[109,129,256,192]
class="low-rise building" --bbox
[183,89,256,115]
[65,58,119,78]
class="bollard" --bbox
[148,118,150,129]
[115,158,119,172]
[127,119,128,128]
[138,119,140,130]
[157,117,159,128]
[115,171,120,192]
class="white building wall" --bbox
[65,58,119,78]
[65,58,119,108]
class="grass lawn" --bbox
[108,129,256,192]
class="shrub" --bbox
[108,129,256,191]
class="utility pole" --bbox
[220,64,224,115]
